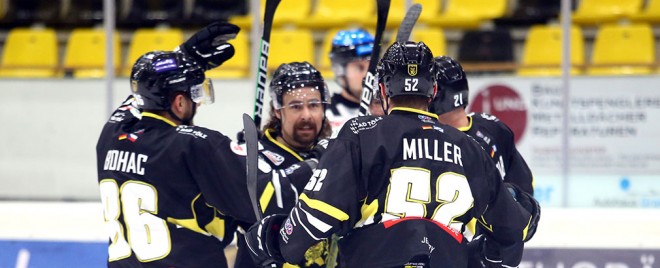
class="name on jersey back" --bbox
[403,138,463,166]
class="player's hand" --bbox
[467,235,503,268]
[245,214,287,266]
[177,22,240,70]
[505,183,541,242]
[236,128,264,144]
[310,139,332,160]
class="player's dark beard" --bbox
[291,120,318,148]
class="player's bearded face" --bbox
[278,88,324,150]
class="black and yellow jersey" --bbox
[233,129,328,268]
[97,96,255,268]
[274,108,533,267]
[461,112,534,195]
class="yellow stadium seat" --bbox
[205,30,250,79]
[411,28,446,57]
[383,0,442,28]
[122,28,183,77]
[305,0,375,29]
[63,28,121,78]
[229,0,311,29]
[517,25,585,76]
[0,28,58,78]
[318,28,343,79]
[268,29,315,72]
[631,0,660,23]
[573,0,643,25]
[587,24,654,75]
[429,0,507,29]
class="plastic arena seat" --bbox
[121,28,184,77]
[229,0,311,29]
[587,24,655,75]
[429,0,508,29]
[573,0,643,25]
[0,28,58,78]
[305,0,375,29]
[118,0,187,28]
[457,29,515,73]
[411,28,446,57]
[63,28,121,78]
[494,0,560,27]
[517,25,585,76]
[384,0,442,28]
[268,29,315,71]
[631,0,660,24]
[205,30,250,79]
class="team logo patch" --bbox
[407,64,418,76]
[262,150,285,166]
[284,218,293,235]
[418,115,435,124]
[349,117,383,134]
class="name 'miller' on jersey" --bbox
[402,138,463,166]
[103,150,148,175]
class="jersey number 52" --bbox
[383,167,473,231]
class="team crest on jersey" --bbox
[262,150,285,166]
[118,129,144,142]
[349,117,383,134]
[408,64,418,76]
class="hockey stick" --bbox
[253,0,281,128]
[396,3,422,43]
[358,0,392,116]
[242,113,263,221]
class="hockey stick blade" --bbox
[358,0,391,116]
[253,0,282,128]
[242,113,263,221]
[396,3,422,43]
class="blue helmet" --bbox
[329,28,374,66]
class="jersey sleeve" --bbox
[276,134,362,264]
[498,122,534,195]
[466,138,533,267]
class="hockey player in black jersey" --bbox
[233,62,333,268]
[430,56,538,267]
[430,56,534,195]
[326,28,383,136]
[245,41,539,267]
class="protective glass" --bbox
[190,79,215,105]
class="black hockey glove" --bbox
[467,235,505,268]
[505,183,541,242]
[310,138,332,160]
[236,128,264,145]
[177,22,240,70]
[245,214,287,266]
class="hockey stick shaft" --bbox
[358,0,392,116]
[253,0,281,128]
[242,113,263,221]
[395,3,422,43]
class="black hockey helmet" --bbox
[377,41,436,99]
[429,56,469,115]
[269,61,331,109]
[130,51,213,110]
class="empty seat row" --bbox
[0,24,658,78]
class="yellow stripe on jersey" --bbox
[204,217,226,240]
[142,112,177,127]
[260,182,275,214]
[466,218,477,236]
[457,115,473,132]
[359,199,379,225]
[391,107,439,120]
[300,193,349,221]
[265,129,304,161]
[523,215,532,241]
